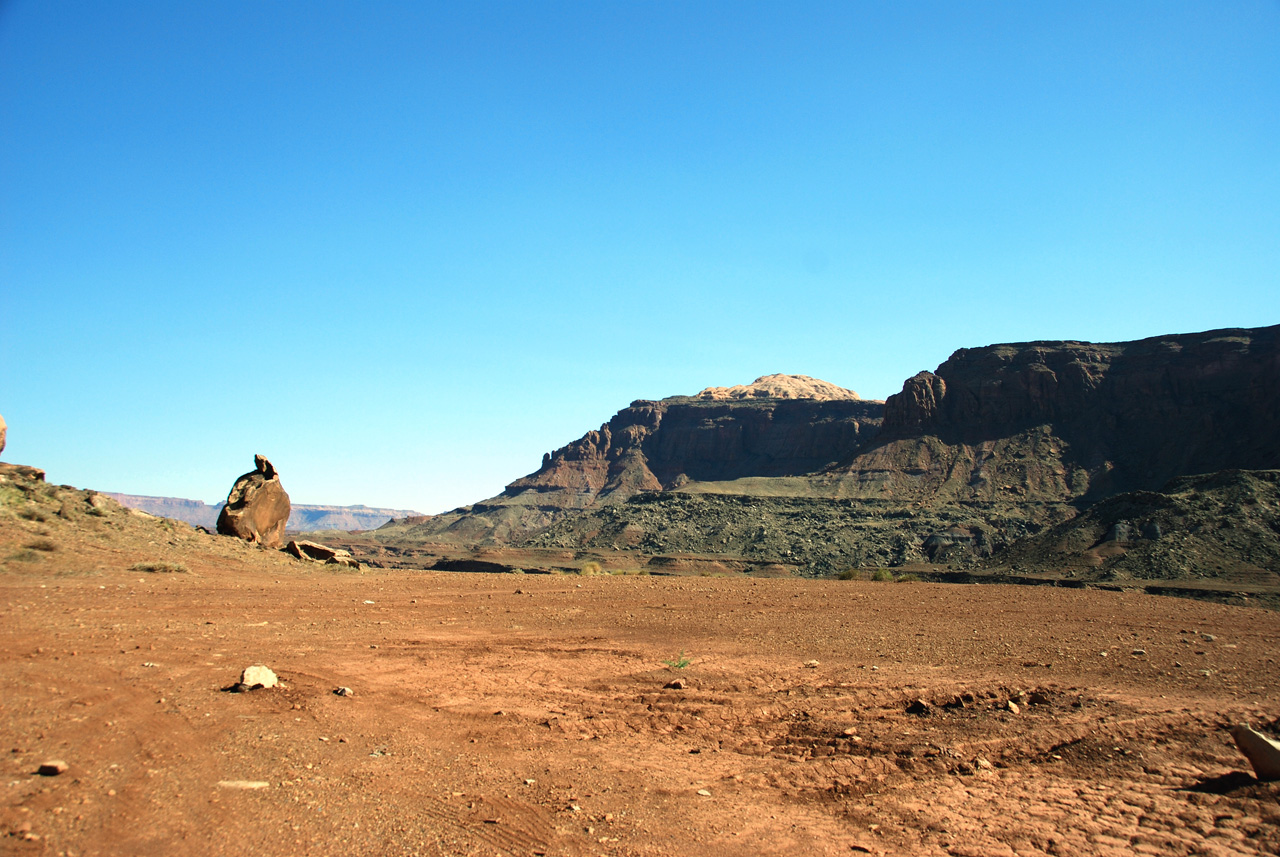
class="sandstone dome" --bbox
[695,373,861,402]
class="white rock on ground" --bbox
[1229,724,1280,780]
[240,665,278,689]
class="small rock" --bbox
[1006,700,1021,715]
[976,757,993,770]
[216,780,270,789]
[1027,691,1051,706]
[905,699,932,716]
[37,760,68,776]
[804,660,820,669]
[1202,634,1216,642]
[240,665,278,689]
[696,788,712,796]
[664,679,686,690]
[1132,649,1147,656]
[334,686,354,697]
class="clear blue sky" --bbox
[2,1,1277,513]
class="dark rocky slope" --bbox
[985,469,1280,586]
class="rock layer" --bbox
[832,325,1280,505]
[216,455,291,548]
[695,374,863,401]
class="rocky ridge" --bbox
[379,325,1280,582]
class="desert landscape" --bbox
[3,324,1280,856]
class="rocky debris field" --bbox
[990,470,1280,586]
[4,467,1280,856]
[523,491,1079,575]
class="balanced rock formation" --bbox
[216,455,291,548]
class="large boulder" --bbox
[216,455,291,548]
[0,412,6,457]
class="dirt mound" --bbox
[991,469,1280,586]
[695,373,864,401]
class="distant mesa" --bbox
[695,374,863,402]
[104,494,426,532]
[216,455,291,548]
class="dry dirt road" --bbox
[2,484,1279,856]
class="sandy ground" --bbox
[2,499,1280,856]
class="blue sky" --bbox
[2,1,1277,512]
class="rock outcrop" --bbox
[0,413,6,457]
[384,377,884,544]
[696,374,863,401]
[216,455,291,548]
[378,325,1280,578]
[285,539,360,569]
[837,325,1280,504]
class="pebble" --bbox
[804,660,820,668]
[334,686,354,697]
[665,679,686,690]
[1006,700,1021,715]
[1132,649,1147,656]
[37,760,68,776]
[696,789,712,796]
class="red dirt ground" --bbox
[2,484,1279,856]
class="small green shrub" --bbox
[835,569,860,580]
[870,568,895,582]
[25,538,57,552]
[8,549,41,563]
[895,573,919,583]
[131,562,189,574]
[581,561,603,575]
[663,650,691,670]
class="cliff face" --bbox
[506,394,884,506]
[836,325,1280,504]
[380,377,883,544]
